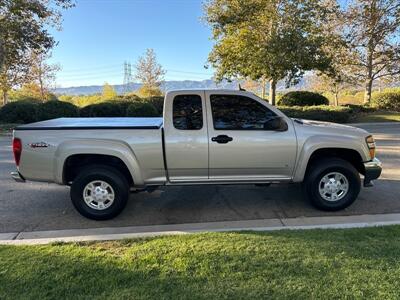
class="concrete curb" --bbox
[349,122,400,126]
[2,213,400,245]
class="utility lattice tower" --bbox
[123,61,133,93]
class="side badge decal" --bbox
[29,142,50,148]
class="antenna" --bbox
[123,61,133,93]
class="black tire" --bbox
[70,165,129,220]
[304,158,361,211]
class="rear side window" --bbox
[210,94,276,130]
[173,95,203,130]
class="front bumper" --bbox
[363,158,382,187]
[11,171,25,183]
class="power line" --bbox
[60,65,213,77]
[61,64,122,73]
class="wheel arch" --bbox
[54,140,143,185]
[62,154,134,185]
[293,137,368,182]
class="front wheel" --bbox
[304,158,361,211]
[70,165,129,220]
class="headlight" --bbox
[366,135,376,159]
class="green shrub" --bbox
[121,93,142,102]
[144,96,164,115]
[371,92,400,111]
[113,100,136,114]
[279,91,329,106]
[80,102,126,117]
[0,100,39,123]
[126,102,159,117]
[37,101,79,121]
[64,94,104,107]
[344,104,376,114]
[279,105,352,123]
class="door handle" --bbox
[211,135,233,144]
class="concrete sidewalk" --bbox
[2,213,400,245]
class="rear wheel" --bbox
[304,158,361,211]
[70,165,129,220]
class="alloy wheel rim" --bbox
[83,180,115,210]
[318,172,349,202]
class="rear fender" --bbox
[54,139,143,185]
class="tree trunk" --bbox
[39,78,45,101]
[334,92,339,106]
[269,78,276,106]
[2,89,8,106]
[364,37,374,104]
[261,78,266,99]
[364,78,373,104]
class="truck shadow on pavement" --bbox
[1,177,399,233]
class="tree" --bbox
[28,51,60,101]
[134,49,166,92]
[136,85,163,98]
[309,73,349,106]
[0,52,30,105]
[307,0,354,106]
[344,0,400,103]
[9,83,58,101]
[102,83,117,99]
[0,0,73,105]
[204,0,334,105]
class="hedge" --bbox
[36,100,79,121]
[344,104,376,114]
[279,91,329,106]
[0,100,40,123]
[0,99,364,125]
[79,102,126,117]
[371,92,400,111]
[145,96,164,115]
[126,102,159,117]
[279,105,352,123]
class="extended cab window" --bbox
[210,94,277,130]
[173,95,203,130]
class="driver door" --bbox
[205,91,297,181]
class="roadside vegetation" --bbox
[2,86,399,125]
[2,226,400,299]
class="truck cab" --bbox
[163,90,296,183]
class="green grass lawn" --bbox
[353,111,400,123]
[2,226,400,299]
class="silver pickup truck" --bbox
[11,89,382,220]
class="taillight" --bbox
[12,138,22,166]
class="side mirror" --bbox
[264,116,288,131]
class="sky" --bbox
[49,0,215,87]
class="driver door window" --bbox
[210,95,276,130]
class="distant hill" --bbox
[53,79,240,96]
[52,76,321,96]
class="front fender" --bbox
[292,135,370,182]
[54,139,143,185]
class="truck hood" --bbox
[292,118,369,138]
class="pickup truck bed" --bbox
[15,117,164,130]
[14,117,166,186]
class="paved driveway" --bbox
[0,123,399,233]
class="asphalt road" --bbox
[0,123,399,233]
